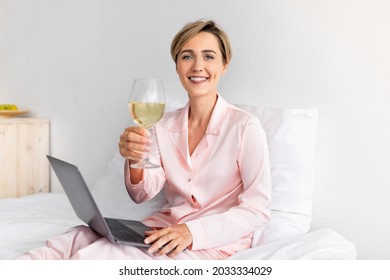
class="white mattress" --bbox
[0,193,356,260]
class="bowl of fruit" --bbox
[0,104,29,117]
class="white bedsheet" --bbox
[0,193,80,259]
[0,193,356,260]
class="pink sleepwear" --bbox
[18,95,271,260]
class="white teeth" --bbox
[190,77,207,82]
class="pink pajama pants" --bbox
[17,225,231,260]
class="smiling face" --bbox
[176,32,228,98]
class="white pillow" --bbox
[92,103,318,247]
[236,105,318,246]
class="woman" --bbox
[19,20,271,260]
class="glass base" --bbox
[130,160,160,169]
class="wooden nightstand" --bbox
[0,118,50,198]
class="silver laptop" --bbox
[47,155,151,248]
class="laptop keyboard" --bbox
[104,218,146,244]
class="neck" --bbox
[188,93,218,127]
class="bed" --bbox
[0,104,356,260]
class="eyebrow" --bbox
[179,49,218,55]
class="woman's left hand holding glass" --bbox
[144,224,193,257]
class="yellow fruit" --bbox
[0,104,18,110]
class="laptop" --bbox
[47,155,151,248]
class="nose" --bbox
[192,58,203,72]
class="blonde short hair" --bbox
[170,20,232,65]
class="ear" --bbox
[222,63,228,75]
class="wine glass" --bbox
[128,78,166,168]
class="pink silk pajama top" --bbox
[125,95,272,255]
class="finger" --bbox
[120,126,150,143]
[166,245,185,258]
[146,230,171,254]
[144,228,167,245]
[125,141,150,153]
[121,132,150,146]
[166,235,191,258]
[155,241,178,257]
[148,239,170,255]
[144,230,157,236]
[118,144,147,160]
[119,134,151,159]
[124,126,151,139]
[127,152,147,164]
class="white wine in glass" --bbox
[128,78,165,168]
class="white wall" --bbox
[1,0,389,259]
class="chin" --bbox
[187,91,216,99]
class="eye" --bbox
[182,55,192,60]
[205,55,214,60]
